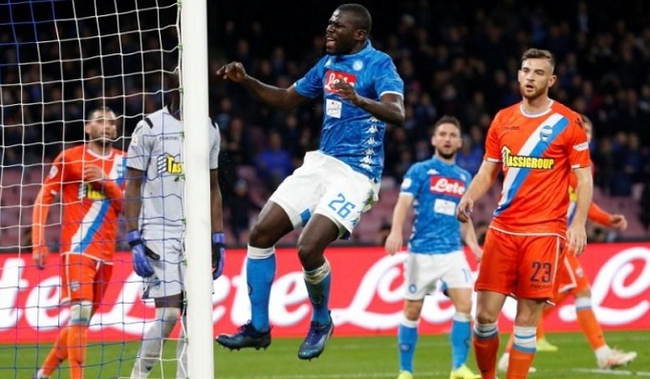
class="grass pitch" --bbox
[2,331,648,378]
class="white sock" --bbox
[130,307,181,379]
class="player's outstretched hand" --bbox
[32,245,49,270]
[456,196,474,223]
[566,223,587,257]
[215,62,247,82]
[384,232,403,256]
[610,214,628,230]
[211,232,226,280]
[127,230,159,277]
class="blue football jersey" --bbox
[400,156,472,254]
[294,41,404,181]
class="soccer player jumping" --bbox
[32,107,125,379]
[457,48,593,379]
[214,3,405,360]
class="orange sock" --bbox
[41,328,69,376]
[473,323,499,379]
[508,326,537,379]
[508,348,536,379]
[575,298,605,350]
[536,317,547,340]
[67,322,88,379]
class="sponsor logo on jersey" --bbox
[573,141,589,151]
[157,154,183,175]
[79,183,106,201]
[429,176,466,197]
[502,146,555,169]
[48,165,59,179]
[324,70,357,93]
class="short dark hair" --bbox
[87,106,115,121]
[521,48,556,71]
[337,3,372,35]
[432,115,462,134]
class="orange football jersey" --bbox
[33,145,126,261]
[485,100,591,234]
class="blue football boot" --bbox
[215,322,271,351]
[297,313,334,360]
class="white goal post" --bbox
[179,0,215,377]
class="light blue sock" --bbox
[398,319,418,373]
[450,313,472,369]
[304,262,331,325]
[246,255,276,332]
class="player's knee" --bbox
[454,300,473,314]
[249,222,280,248]
[574,288,591,298]
[70,301,93,325]
[475,308,499,324]
[403,307,421,321]
[297,240,324,268]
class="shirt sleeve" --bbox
[484,111,503,162]
[294,58,325,99]
[209,119,221,170]
[373,56,404,98]
[126,119,153,171]
[43,151,66,196]
[588,203,612,226]
[400,164,421,197]
[566,113,591,169]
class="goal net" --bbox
[0,0,209,378]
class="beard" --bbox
[438,150,456,160]
[520,84,546,101]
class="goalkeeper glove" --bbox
[211,232,226,280]
[127,230,160,277]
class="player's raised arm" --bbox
[216,61,308,110]
[333,81,405,126]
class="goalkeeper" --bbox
[32,107,125,379]
[124,71,225,379]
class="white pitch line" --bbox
[218,371,447,379]
[572,368,650,376]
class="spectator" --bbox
[254,130,294,192]
[229,179,262,245]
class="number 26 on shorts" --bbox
[328,193,357,218]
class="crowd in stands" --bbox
[210,0,650,242]
[1,0,649,249]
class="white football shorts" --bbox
[403,250,473,300]
[141,236,185,299]
[270,150,380,238]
